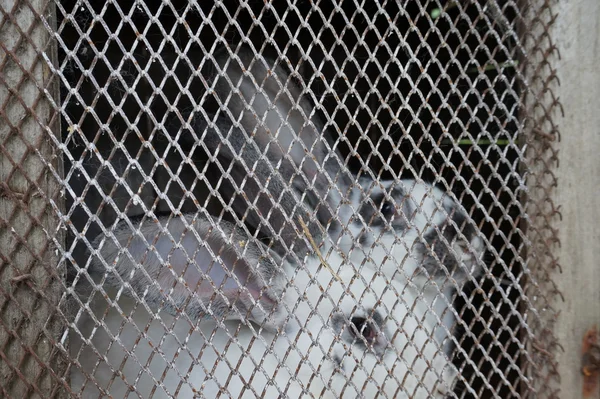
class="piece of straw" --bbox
[298,216,341,282]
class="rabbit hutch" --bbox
[0,0,596,398]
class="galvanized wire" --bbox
[0,0,562,398]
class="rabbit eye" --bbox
[380,200,395,219]
[350,317,377,344]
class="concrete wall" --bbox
[552,1,600,397]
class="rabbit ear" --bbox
[214,48,333,191]
[201,48,352,253]
[196,115,320,259]
[91,215,288,328]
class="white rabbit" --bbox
[70,214,458,398]
[197,48,485,349]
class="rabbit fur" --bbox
[70,48,485,398]
[71,214,458,398]
[197,48,485,346]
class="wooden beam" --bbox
[0,0,66,397]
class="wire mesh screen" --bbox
[0,0,562,398]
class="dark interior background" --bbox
[56,1,524,397]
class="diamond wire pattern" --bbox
[204,53,423,396]
[0,0,563,398]
[0,0,70,397]
[70,0,528,398]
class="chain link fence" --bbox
[0,0,562,398]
